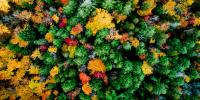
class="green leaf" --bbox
[132,61,142,74]
[152,83,168,95]
[47,83,57,89]
[18,25,36,41]
[76,0,95,18]
[106,90,118,100]
[111,40,120,48]
[58,93,67,100]
[123,42,132,51]
[102,0,116,11]
[120,74,133,89]
[105,62,112,71]
[122,1,132,15]
[63,0,77,16]
[96,29,109,39]
[62,79,76,93]
[122,60,133,74]
[53,39,62,48]
[34,39,48,45]
[37,24,48,35]
[91,79,103,91]
[85,29,93,37]
[159,56,169,66]
[79,92,90,100]
[39,65,51,77]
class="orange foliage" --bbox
[79,72,91,84]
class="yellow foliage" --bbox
[180,0,194,6]
[33,76,41,81]
[137,0,156,16]
[131,37,140,48]
[34,83,46,96]
[45,32,54,43]
[86,8,115,35]
[10,35,29,47]
[29,66,39,74]
[150,38,155,44]
[29,79,41,90]
[87,59,106,73]
[53,90,59,96]
[15,68,26,80]
[176,4,188,15]
[0,70,13,80]
[52,14,59,23]
[16,85,34,99]
[0,46,42,98]
[28,79,46,96]
[141,61,153,75]
[159,52,166,57]
[112,12,127,23]
[163,0,176,16]
[50,66,59,77]
[0,47,15,62]
[68,45,77,58]
[186,0,194,5]
[0,62,3,69]
[48,46,57,53]
[0,47,14,57]
[31,13,44,24]
[31,49,42,60]
[12,0,34,7]
[20,56,31,70]
[194,17,200,26]
[18,39,29,47]
[197,40,200,44]
[10,76,20,86]
[180,17,188,28]
[62,44,68,52]
[0,24,10,36]
[133,0,139,6]
[7,59,20,71]
[152,51,166,59]
[28,78,46,96]
[91,95,98,100]
[10,35,19,45]
[0,0,10,13]
[0,87,14,100]
[184,75,191,83]
[45,76,56,84]
[62,45,77,58]
[82,83,92,95]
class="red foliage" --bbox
[139,54,146,60]
[144,16,150,21]
[59,22,66,28]
[120,33,129,43]
[39,45,48,52]
[71,23,83,35]
[59,18,67,28]
[61,0,68,5]
[188,17,195,25]
[92,72,106,79]
[93,72,108,85]
[64,38,78,46]
[79,72,90,84]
